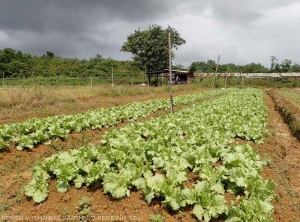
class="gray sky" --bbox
[0,0,299,68]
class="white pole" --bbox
[242,75,245,89]
[168,32,174,113]
[212,54,220,89]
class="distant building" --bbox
[147,69,194,85]
[194,72,300,79]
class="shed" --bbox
[147,69,194,85]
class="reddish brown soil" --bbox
[0,92,207,222]
[1,90,300,221]
[254,92,300,222]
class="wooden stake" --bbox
[212,54,220,89]
[111,67,114,86]
[168,32,174,113]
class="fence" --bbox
[192,75,300,88]
[1,75,300,88]
[0,76,147,86]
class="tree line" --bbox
[1,24,300,79]
[0,48,142,79]
[189,57,300,73]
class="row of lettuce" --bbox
[25,88,276,221]
[0,89,232,151]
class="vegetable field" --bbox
[1,87,300,221]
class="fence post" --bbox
[242,75,245,88]
[111,68,114,86]
[168,32,174,113]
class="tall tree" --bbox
[270,56,280,73]
[291,63,300,72]
[121,25,186,75]
[280,59,292,72]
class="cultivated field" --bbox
[0,85,202,125]
[0,85,300,221]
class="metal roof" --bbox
[148,69,190,74]
[280,73,300,77]
[218,73,240,77]
[163,69,189,74]
[245,73,281,78]
[194,73,217,77]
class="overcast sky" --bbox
[0,0,299,68]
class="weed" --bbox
[178,211,185,218]
[79,133,92,147]
[149,214,166,222]
[0,203,11,212]
[77,196,93,221]
[50,143,64,152]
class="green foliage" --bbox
[1,46,300,81]
[190,60,268,73]
[270,56,299,73]
[0,138,9,151]
[24,88,275,221]
[121,25,186,72]
[0,48,143,79]
[190,55,300,74]
[77,196,93,221]
[1,89,225,150]
[227,198,274,222]
[149,214,166,222]
[2,46,300,84]
[172,63,187,71]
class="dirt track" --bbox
[256,92,300,222]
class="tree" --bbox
[280,59,292,72]
[189,61,206,73]
[291,63,300,72]
[46,51,55,58]
[121,25,186,75]
[172,63,186,70]
[243,63,268,73]
[189,60,217,73]
[7,60,29,77]
[270,56,280,73]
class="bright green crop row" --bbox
[0,89,233,151]
[25,88,275,221]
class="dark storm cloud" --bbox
[0,0,174,58]
[182,0,300,25]
[0,0,169,34]
[1,0,300,66]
